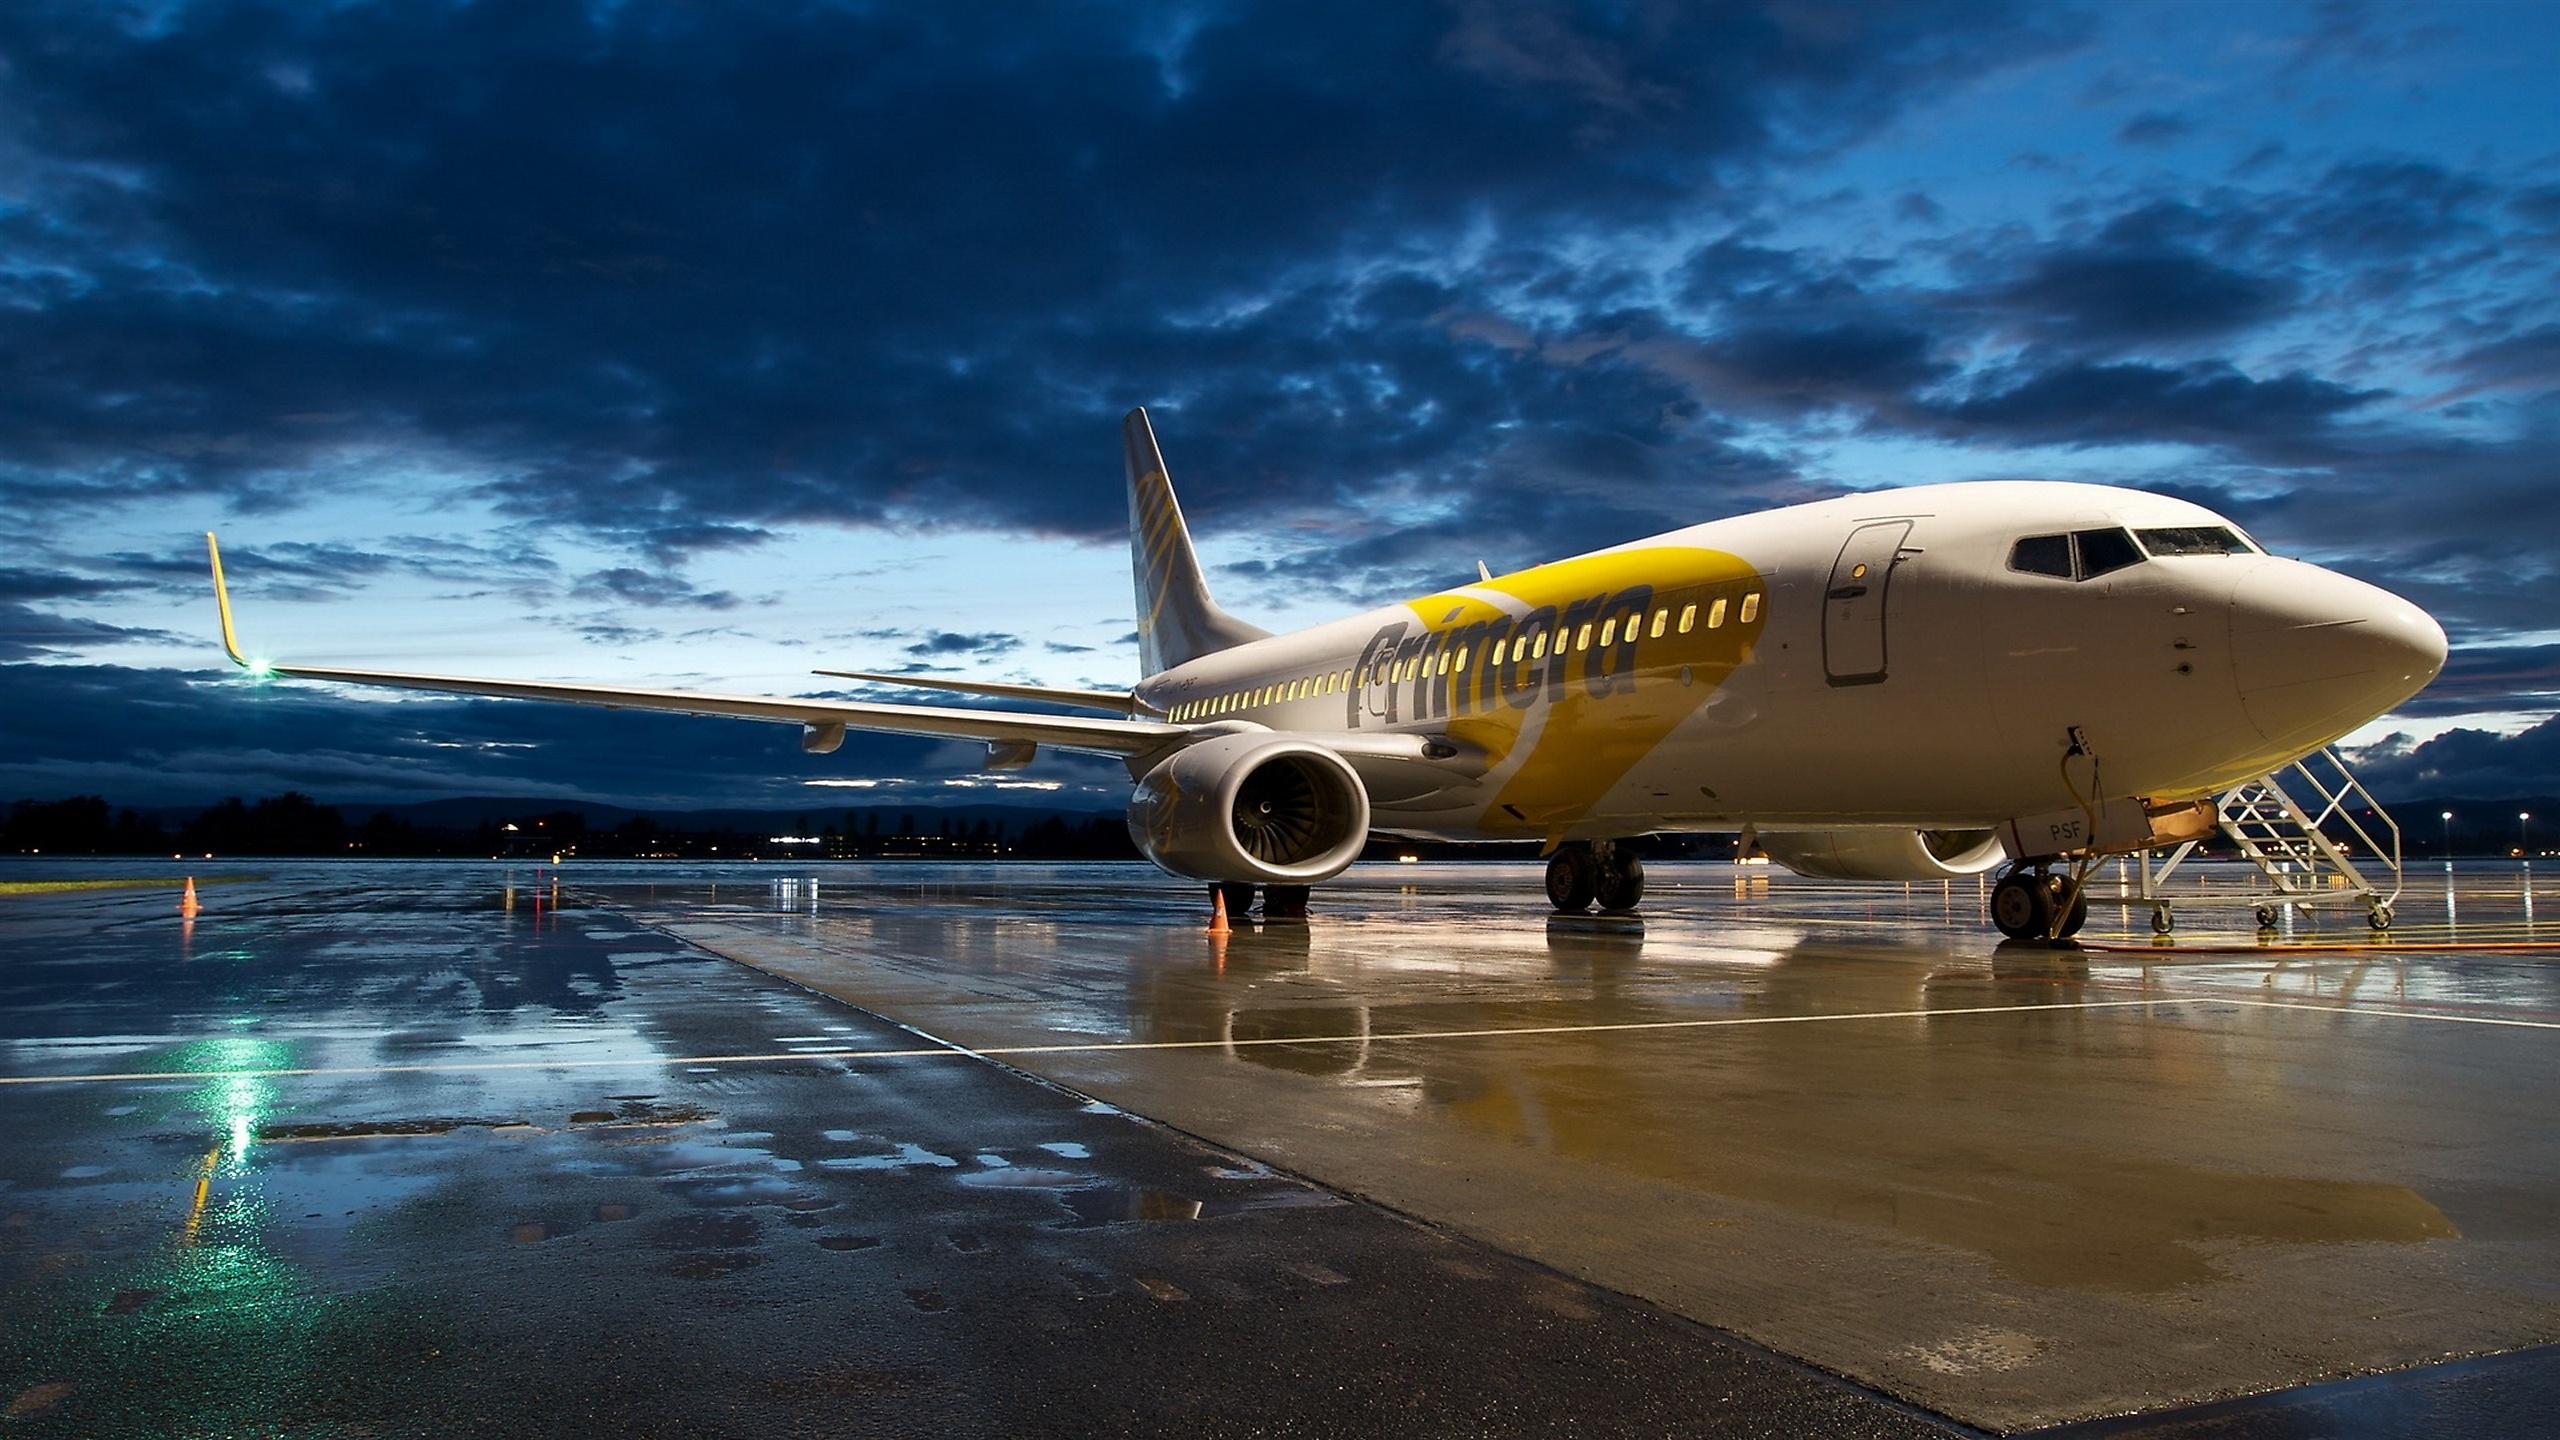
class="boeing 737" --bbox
[206,408,2446,940]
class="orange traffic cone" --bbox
[1207,887,1231,935]
[179,876,202,918]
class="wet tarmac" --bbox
[5,859,2558,1436]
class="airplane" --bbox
[206,407,2447,941]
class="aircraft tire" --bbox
[1595,849,1645,912]
[1546,849,1599,913]
[1264,885,1312,921]
[1991,872,2053,940]
[1219,881,1259,920]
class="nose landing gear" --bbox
[1991,862,2087,942]
[1547,841,1645,914]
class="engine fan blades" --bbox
[1233,760,1328,864]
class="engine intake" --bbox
[1128,734,1371,884]
[1757,827,2006,882]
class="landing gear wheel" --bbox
[1219,882,1260,921]
[1546,848,1599,913]
[2254,904,2280,930]
[1264,885,1311,921]
[1595,849,1645,913]
[1991,872,2054,941]
[2151,904,2175,935]
[2368,902,2393,932]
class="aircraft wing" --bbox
[810,668,1138,716]
[206,536,1185,759]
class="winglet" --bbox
[205,532,249,668]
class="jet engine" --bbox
[1128,734,1372,885]
[1756,828,2006,882]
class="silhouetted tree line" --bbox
[4,794,1141,860]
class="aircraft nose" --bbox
[2226,558,2447,753]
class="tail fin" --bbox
[1123,407,1269,676]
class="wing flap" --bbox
[812,668,1138,716]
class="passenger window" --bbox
[2074,527,2143,579]
[1678,604,1696,633]
[1740,592,1760,623]
[1707,597,1727,629]
[1576,624,1592,652]
[1650,609,1668,638]
[2136,526,2253,556]
[1455,646,1469,670]
[1532,632,1548,660]
[1599,618,1616,647]
[2009,534,2072,577]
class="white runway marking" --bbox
[4,990,2553,1086]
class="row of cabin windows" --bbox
[1162,589,1762,723]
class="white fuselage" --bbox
[1129,482,2445,843]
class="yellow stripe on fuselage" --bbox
[1392,546,1766,835]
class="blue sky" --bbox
[3,0,2556,811]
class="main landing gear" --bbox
[1990,862,2087,942]
[1547,840,1644,914]
[1214,883,1312,923]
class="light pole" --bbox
[2443,810,2454,866]
[2523,811,2533,861]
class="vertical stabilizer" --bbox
[1124,407,1269,676]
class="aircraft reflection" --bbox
[1113,921,2457,1293]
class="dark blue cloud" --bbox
[2355,715,2560,801]
[2115,111,2192,147]
[0,0,2082,557]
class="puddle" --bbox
[593,1203,638,1222]
[816,1233,881,1252]
[102,1288,159,1316]
[818,1142,957,1171]
[956,1168,1086,1189]
[1038,1142,1090,1159]
[1059,1189,1203,1225]
[510,1222,557,1243]
[660,1176,820,1209]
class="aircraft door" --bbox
[1823,521,1912,686]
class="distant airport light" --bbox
[768,836,823,845]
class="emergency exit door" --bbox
[1823,521,1911,686]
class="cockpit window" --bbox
[2009,528,2147,581]
[2008,534,2072,578]
[2136,525,2254,557]
[2073,527,2143,578]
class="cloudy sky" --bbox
[4,0,2556,812]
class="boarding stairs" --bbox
[2131,746,2403,933]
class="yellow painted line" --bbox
[8,991,2556,1088]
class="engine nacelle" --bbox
[1128,734,1371,884]
[1757,828,2006,882]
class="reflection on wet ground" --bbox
[0,861,1965,1439]
[624,859,2560,1433]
